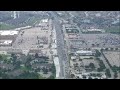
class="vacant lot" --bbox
[103,51,120,67]
[105,26,120,34]
[13,27,51,49]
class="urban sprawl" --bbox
[0,11,120,79]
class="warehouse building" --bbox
[0,40,12,46]
[0,30,19,46]
[76,50,95,56]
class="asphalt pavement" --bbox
[49,11,69,79]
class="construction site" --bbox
[0,19,53,58]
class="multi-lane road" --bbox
[49,11,69,79]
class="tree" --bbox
[112,65,118,72]
[114,71,118,79]
[110,48,114,51]
[17,71,39,79]
[0,68,9,79]
[35,53,39,58]
[97,68,102,72]
[90,73,97,77]
[88,76,92,79]
[11,54,17,60]
[48,75,55,79]
[26,55,32,61]
[88,48,91,50]
[95,50,101,57]
[82,40,85,43]
[40,56,49,59]
[42,67,48,74]
[100,49,104,52]
[92,44,95,47]
[82,75,86,79]
[99,60,106,70]
[11,54,17,65]
[89,63,95,69]
[0,24,1,29]
[105,69,111,78]
[51,64,56,74]
[119,67,120,72]
[97,44,99,47]
[11,53,15,58]
[38,74,45,79]
[96,57,100,61]
[115,48,118,51]
[71,74,75,78]
[96,73,101,77]
[0,55,3,60]
[105,48,108,51]
[79,59,82,61]
[97,60,106,72]
[1,73,9,79]
[14,61,21,69]
[89,57,93,59]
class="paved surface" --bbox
[100,51,114,79]
[49,11,69,79]
[103,51,120,67]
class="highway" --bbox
[49,11,69,79]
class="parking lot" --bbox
[67,34,120,50]
[103,51,120,67]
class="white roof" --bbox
[51,43,57,48]
[76,50,92,54]
[0,30,18,35]
[0,40,12,45]
[14,26,32,31]
[4,40,12,44]
[71,56,76,59]
[41,19,48,23]
[87,29,102,31]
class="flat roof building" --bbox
[0,30,19,46]
[0,30,18,35]
[76,50,95,56]
[0,40,12,46]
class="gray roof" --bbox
[29,49,42,54]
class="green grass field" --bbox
[105,27,120,34]
[0,23,15,30]
[0,54,12,63]
[0,17,42,30]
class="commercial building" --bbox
[76,50,95,56]
[7,49,23,54]
[83,28,105,33]
[0,30,19,46]
[0,30,18,36]
[0,40,12,46]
